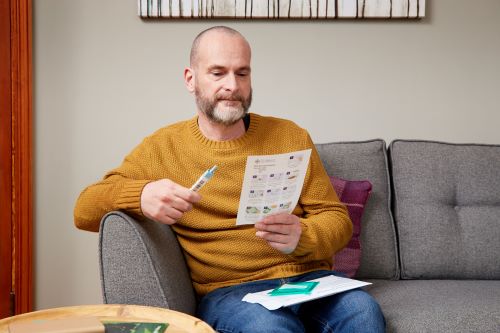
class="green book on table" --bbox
[103,321,169,333]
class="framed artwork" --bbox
[138,0,425,19]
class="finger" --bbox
[255,223,289,235]
[155,214,177,225]
[176,185,202,203]
[162,179,201,204]
[267,242,295,255]
[161,205,184,221]
[256,231,289,244]
[166,196,194,213]
[148,205,178,225]
[256,232,295,254]
[158,187,200,208]
[256,214,299,232]
[146,204,184,225]
[260,213,296,225]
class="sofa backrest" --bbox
[390,140,500,279]
[316,140,399,280]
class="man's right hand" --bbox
[140,179,201,225]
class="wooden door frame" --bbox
[0,0,33,318]
[0,0,13,319]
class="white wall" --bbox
[34,0,500,309]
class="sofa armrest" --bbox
[99,211,197,314]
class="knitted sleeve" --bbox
[73,137,155,232]
[290,135,353,259]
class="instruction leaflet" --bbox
[242,275,372,310]
[236,149,312,226]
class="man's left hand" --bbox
[255,213,302,254]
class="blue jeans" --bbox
[196,270,385,333]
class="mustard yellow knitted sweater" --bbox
[74,113,352,296]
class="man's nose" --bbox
[222,73,239,92]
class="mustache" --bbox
[215,93,245,101]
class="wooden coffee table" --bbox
[0,304,215,333]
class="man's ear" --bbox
[184,67,195,94]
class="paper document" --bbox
[242,275,371,310]
[236,149,312,225]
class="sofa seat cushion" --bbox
[365,279,500,333]
[390,140,500,279]
[316,140,398,279]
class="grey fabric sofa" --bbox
[99,139,500,332]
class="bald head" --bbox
[190,26,250,68]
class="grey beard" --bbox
[195,89,252,126]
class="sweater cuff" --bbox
[115,180,150,217]
[291,219,316,257]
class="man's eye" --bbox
[211,72,223,76]
[237,72,249,77]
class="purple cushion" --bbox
[330,176,372,277]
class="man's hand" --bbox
[140,179,201,225]
[255,213,302,254]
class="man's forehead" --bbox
[200,32,249,50]
[197,37,250,64]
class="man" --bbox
[74,26,385,332]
